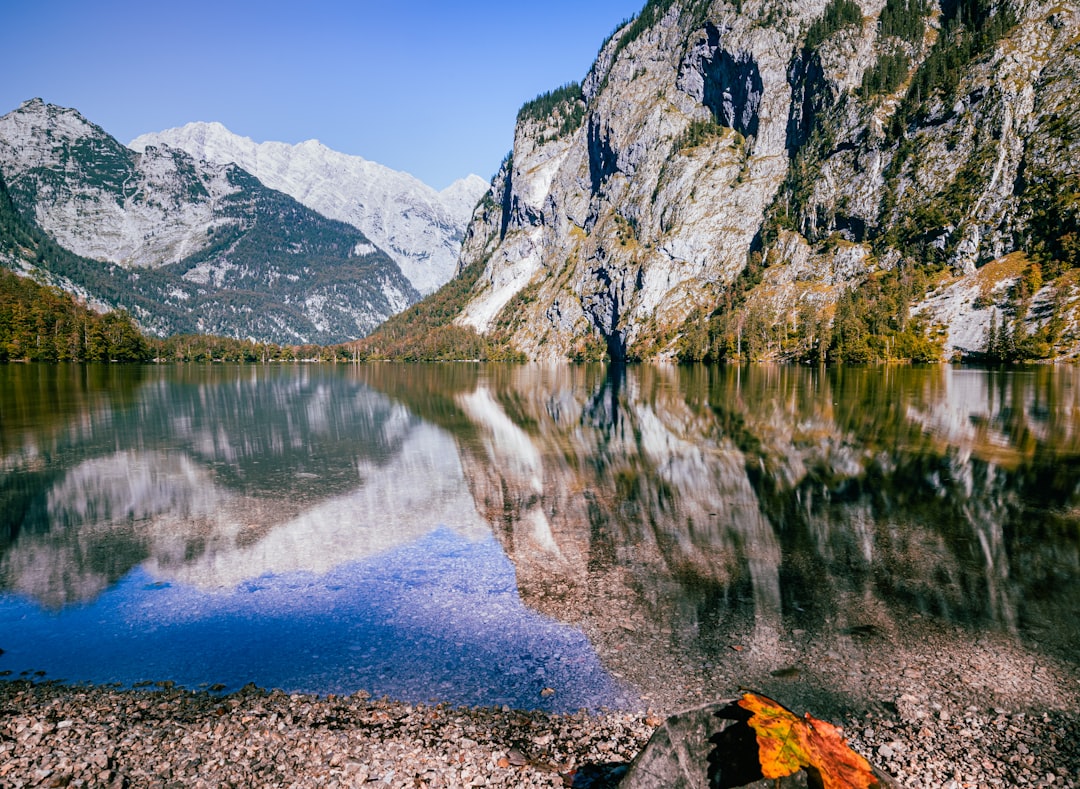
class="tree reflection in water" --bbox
[1,363,1077,715]
[372,363,1080,713]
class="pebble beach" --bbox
[2,678,1077,788]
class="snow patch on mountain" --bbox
[130,123,488,295]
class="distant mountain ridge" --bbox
[130,123,489,295]
[0,99,419,344]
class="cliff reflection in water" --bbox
[1,363,1078,709]
[361,363,1080,698]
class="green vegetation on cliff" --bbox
[827,265,942,364]
[890,0,1017,135]
[804,0,864,51]
[517,83,587,140]
[611,0,712,60]
[878,0,930,45]
[859,49,911,98]
[673,250,943,365]
[1023,174,1080,278]
[349,259,523,362]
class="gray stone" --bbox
[618,701,811,789]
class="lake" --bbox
[1,363,1078,716]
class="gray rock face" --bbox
[455,0,1080,361]
[458,6,793,360]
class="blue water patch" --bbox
[0,528,635,712]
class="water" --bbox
[1,363,1078,713]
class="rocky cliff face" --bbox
[0,100,230,269]
[130,123,489,296]
[456,0,1080,362]
[0,100,419,344]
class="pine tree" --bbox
[984,312,1000,361]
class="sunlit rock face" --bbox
[457,0,1080,361]
[458,6,794,359]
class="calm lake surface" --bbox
[1,363,1078,714]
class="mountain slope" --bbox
[130,122,489,295]
[451,0,1080,362]
[0,100,419,344]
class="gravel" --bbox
[0,681,655,788]
[2,677,1077,788]
[842,698,1080,788]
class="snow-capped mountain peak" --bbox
[130,123,488,295]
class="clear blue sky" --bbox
[3,0,646,190]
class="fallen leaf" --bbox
[738,692,880,789]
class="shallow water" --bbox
[1,363,1078,712]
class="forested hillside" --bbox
[0,270,148,362]
[0,172,352,363]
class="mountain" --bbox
[0,99,419,344]
[445,0,1080,363]
[130,123,489,296]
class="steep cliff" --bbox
[455,0,1080,362]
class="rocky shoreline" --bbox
[0,681,653,788]
[1,679,1077,788]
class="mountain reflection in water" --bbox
[1,363,1077,714]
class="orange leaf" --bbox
[737,692,880,789]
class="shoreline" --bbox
[1,680,654,788]
[2,679,1077,788]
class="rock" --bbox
[454,0,1080,363]
[618,700,808,788]
[619,699,904,789]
